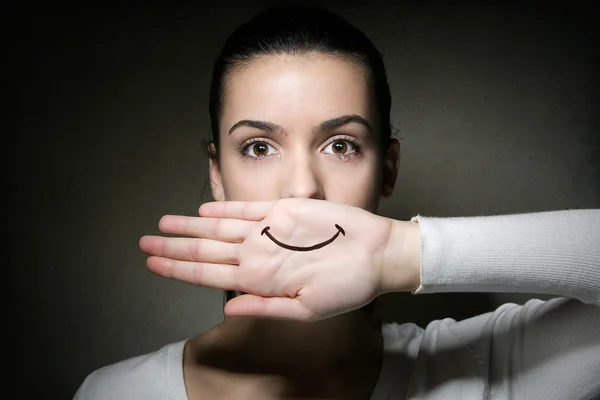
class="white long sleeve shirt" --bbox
[74,209,600,399]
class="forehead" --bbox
[220,54,375,131]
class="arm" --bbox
[385,209,600,304]
[142,200,598,321]
[394,209,600,399]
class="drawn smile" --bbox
[261,224,345,252]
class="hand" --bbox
[139,198,420,321]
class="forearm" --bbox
[382,209,600,305]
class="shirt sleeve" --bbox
[405,209,600,399]
[412,209,600,305]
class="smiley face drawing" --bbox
[261,224,345,252]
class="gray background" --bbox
[9,1,599,398]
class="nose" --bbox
[280,153,323,200]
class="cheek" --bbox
[219,161,282,201]
[319,160,382,205]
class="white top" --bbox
[74,209,600,399]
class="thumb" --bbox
[224,294,314,321]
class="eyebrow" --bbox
[228,114,372,135]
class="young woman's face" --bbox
[210,54,398,213]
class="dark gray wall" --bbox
[9,1,599,398]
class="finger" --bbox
[198,200,276,221]
[224,294,314,321]
[146,256,240,290]
[158,215,253,242]
[140,236,239,264]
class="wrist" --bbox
[378,218,421,294]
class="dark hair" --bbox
[206,5,392,313]
[204,4,393,161]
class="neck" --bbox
[193,309,383,375]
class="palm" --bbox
[140,198,392,321]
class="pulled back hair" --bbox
[204,5,393,311]
[205,4,393,161]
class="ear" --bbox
[380,138,400,198]
[208,143,225,201]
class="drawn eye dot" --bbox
[253,143,269,157]
[332,141,347,154]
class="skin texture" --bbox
[185,53,401,399]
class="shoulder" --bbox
[74,340,189,400]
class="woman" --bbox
[75,5,600,399]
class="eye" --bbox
[323,139,359,156]
[241,140,277,158]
